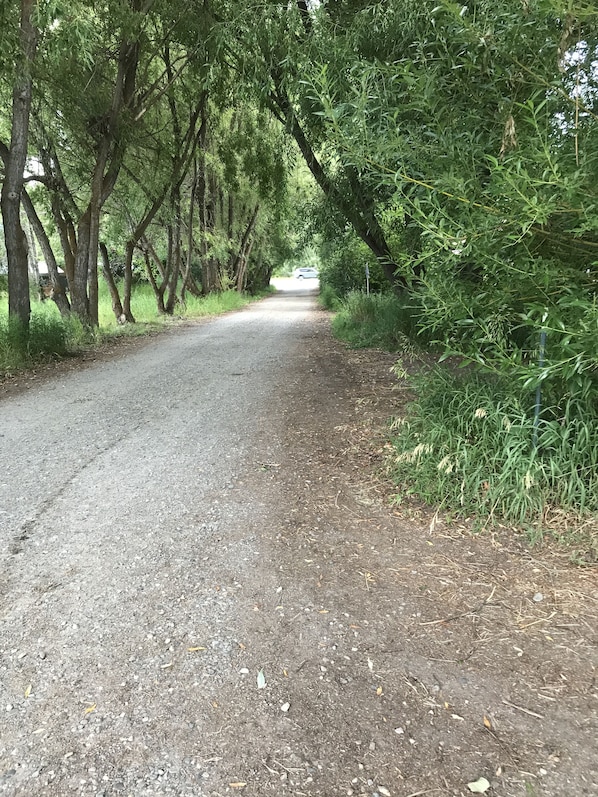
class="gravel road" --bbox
[1,282,596,797]
[1,284,322,795]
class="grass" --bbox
[327,287,598,549]
[0,309,70,372]
[387,367,598,551]
[319,283,342,311]
[0,282,266,376]
[98,282,258,328]
[331,290,431,352]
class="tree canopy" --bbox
[1,0,597,405]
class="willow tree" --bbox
[220,0,405,288]
[0,0,38,334]
[300,0,598,406]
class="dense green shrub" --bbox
[319,283,341,311]
[318,234,386,299]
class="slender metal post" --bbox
[532,327,547,452]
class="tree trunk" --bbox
[165,201,182,315]
[99,242,125,322]
[38,143,78,288]
[181,159,198,304]
[122,241,136,322]
[233,204,259,292]
[70,207,92,321]
[196,110,221,295]
[87,144,109,327]
[141,236,166,314]
[21,187,71,316]
[236,237,255,293]
[57,8,141,327]
[24,214,38,280]
[0,0,38,334]
[246,250,272,293]
[268,81,404,289]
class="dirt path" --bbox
[0,283,596,797]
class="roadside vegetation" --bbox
[299,3,598,546]
[326,284,597,551]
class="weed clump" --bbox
[0,310,70,373]
[331,290,429,352]
[388,368,598,530]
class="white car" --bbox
[294,267,319,280]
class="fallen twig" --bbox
[420,586,497,626]
[519,611,557,629]
[502,699,544,719]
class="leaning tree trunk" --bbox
[196,113,221,295]
[141,241,166,315]
[121,241,136,322]
[180,159,198,305]
[22,188,71,316]
[0,0,38,334]
[165,190,183,314]
[99,242,125,322]
[268,76,405,290]
[233,204,259,292]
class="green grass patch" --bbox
[97,284,256,329]
[331,290,430,352]
[181,289,253,318]
[318,283,342,311]
[388,367,598,549]
[0,304,70,372]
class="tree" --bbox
[225,1,405,288]
[302,0,598,409]
[31,0,148,326]
[0,0,38,334]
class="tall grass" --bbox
[182,289,251,317]
[331,290,431,351]
[388,368,598,528]
[97,283,255,329]
[0,304,70,372]
[1,282,263,375]
[322,287,597,540]
[319,283,341,311]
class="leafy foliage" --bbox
[297,0,598,522]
